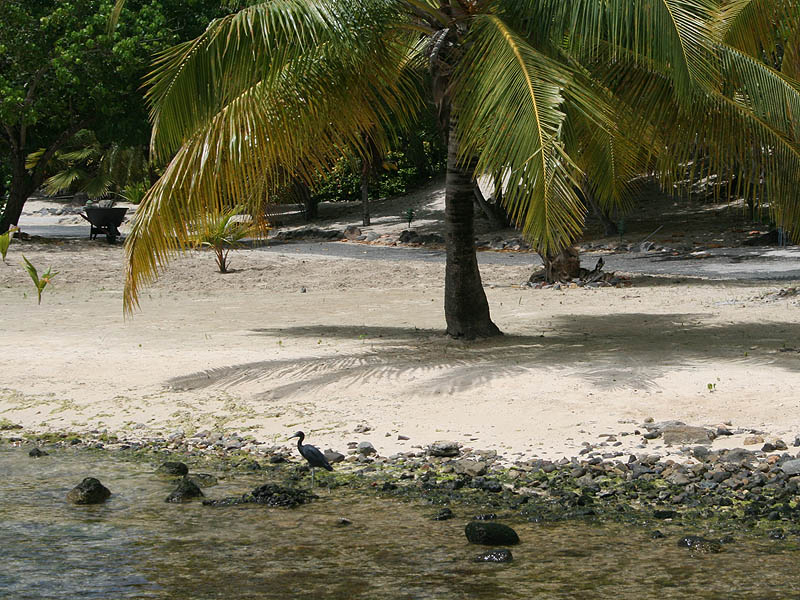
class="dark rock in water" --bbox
[768,529,786,540]
[473,513,498,521]
[434,508,454,521]
[67,477,111,505]
[28,448,48,457]
[465,521,520,545]
[165,478,204,503]
[677,535,722,553]
[237,459,262,471]
[474,549,513,563]
[157,461,188,476]
[379,482,397,492]
[203,483,316,508]
[651,530,666,539]
[719,535,735,544]
[187,473,217,488]
[653,509,677,519]
[336,518,352,526]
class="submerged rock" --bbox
[157,461,189,476]
[465,521,520,546]
[677,535,722,553]
[433,508,454,521]
[67,477,111,505]
[662,425,714,446]
[474,549,513,563]
[187,473,218,488]
[166,478,204,503]
[203,483,316,508]
[28,448,48,458]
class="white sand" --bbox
[2,184,799,461]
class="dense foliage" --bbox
[0,0,227,231]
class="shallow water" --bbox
[2,447,800,599]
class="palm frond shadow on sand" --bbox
[166,314,800,397]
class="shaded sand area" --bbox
[1,232,799,462]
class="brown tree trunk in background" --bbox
[361,164,370,227]
[444,127,502,339]
[540,247,581,283]
[0,153,33,234]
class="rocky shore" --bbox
[5,419,800,542]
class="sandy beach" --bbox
[2,182,799,462]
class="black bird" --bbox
[288,431,333,487]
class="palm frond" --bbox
[454,14,586,254]
[124,0,423,312]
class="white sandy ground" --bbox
[1,225,799,463]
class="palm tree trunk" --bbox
[444,128,501,339]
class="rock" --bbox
[203,483,316,508]
[794,435,800,448]
[434,508,454,521]
[343,225,362,240]
[67,477,111,505]
[780,458,800,476]
[365,232,380,242]
[28,448,48,457]
[744,435,764,446]
[165,478,204,503]
[653,509,677,519]
[473,549,513,563]
[187,473,218,487]
[667,472,691,486]
[357,441,376,456]
[157,461,189,476]
[662,425,714,446]
[651,530,666,539]
[720,448,755,463]
[472,477,503,493]
[677,535,722,553]
[473,513,497,521]
[452,459,488,477]
[324,450,346,464]
[354,423,372,433]
[465,522,520,545]
[398,230,420,244]
[643,431,661,440]
[397,435,410,441]
[428,441,460,458]
[336,518,352,526]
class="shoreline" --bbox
[5,424,800,539]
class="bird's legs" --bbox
[310,467,315,489]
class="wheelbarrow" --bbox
[80,207,128,244]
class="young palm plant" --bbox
[121,0,800,338]
[195,208,257,273]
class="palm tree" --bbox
[121,0,800,338]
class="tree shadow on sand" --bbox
[166,315,800,398]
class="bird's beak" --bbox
[287,434,298,441]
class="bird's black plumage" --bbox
[288,431,332,487]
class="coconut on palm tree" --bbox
[120,0,800,338]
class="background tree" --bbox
[0,0,226,233]
[122,0,800,338]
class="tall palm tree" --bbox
[122,0,800,338]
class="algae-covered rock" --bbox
[67,477,111,505]
[677,535,722,553]
[203,484,316,508]
[165,478,204,503]
[157,461,189,476]
[465,521,520,545]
